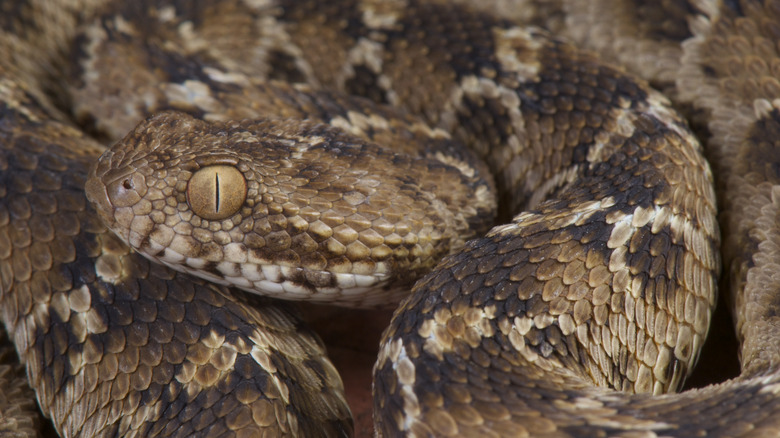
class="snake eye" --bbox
[186,165,247,220]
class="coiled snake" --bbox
[1,0,780,436]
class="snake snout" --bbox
[86,156,149,229]
[104,171,147,208]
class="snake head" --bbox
[86,111,488,307]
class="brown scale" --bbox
[2,0,780,438]
[275,0,720,429]
[677,0,780,379]
[0,328,41,437]
[632,0,699,41]
[547,0,719,98]
[290,0,666,219]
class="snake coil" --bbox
[1,0,780,437]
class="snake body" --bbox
[1,0,780,437]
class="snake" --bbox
[2,0,780,436]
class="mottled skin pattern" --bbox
[0,329,39,437]
[678,0,780,378]
[86,111,495,308]
[1,2,353,436]
[0,85,353,437]
[0,1,779,438]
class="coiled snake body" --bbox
[1,0,780,436]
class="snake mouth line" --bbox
[140,237,399,307]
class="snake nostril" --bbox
[105,173,145,208]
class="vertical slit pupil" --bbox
[215,172,220,212]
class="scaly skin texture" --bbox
[1,4,354,435]
[0,89,354,437]
[85,112,496,308]
[1,0,780,437]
